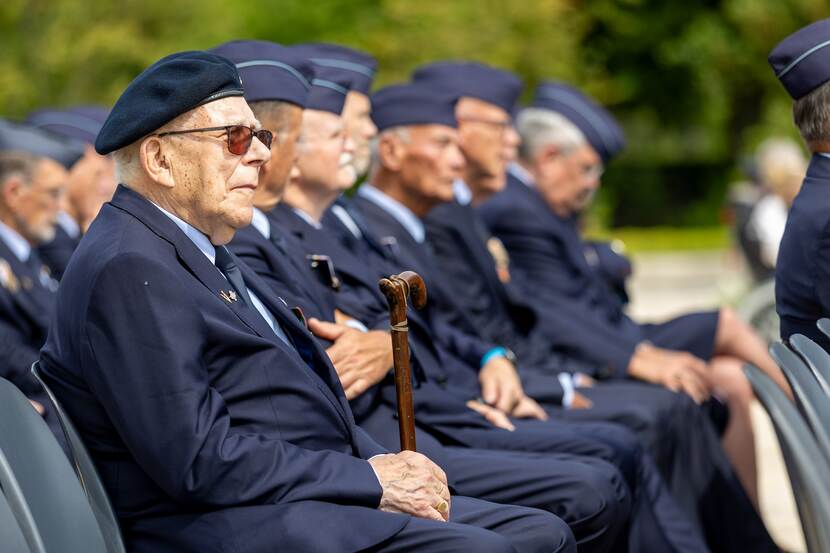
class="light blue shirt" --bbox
[329,204,362,239]
[56,211,81,239]
[152,203,290,345]
[0,220,31,263]
[507,162,535,187]
[819,152,830,160]
[250,207,271,240]
[453,179,473,206]
[357,184,425,243]
[292,207,323,230]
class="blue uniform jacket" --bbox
[37,223,80,280]
[39,185,410,553]
[777,153,830,347]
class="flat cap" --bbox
[412,61,523,114]
[769,19,830,100]
[0,119,85,168]
[371,83,458,132]
[95,50,245,155]
[26,105,109,145]
[293,43,378,95]
[210,40,314,108]
[530,82,625,162]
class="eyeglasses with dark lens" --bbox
[156,125,273,155]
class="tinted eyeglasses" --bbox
[156,125,273,155]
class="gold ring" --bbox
[434,500,449,514]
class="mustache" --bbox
[338,152,354,167]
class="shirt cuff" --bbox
[367,453,393,490]
[344,319,369,333]
[480,347,508,368]
[558,373,575,408]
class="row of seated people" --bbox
[0,34,812,552]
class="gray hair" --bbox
[368,126,410,170]
[793,80,830,150]
[0,150,43,186]
[516,108,586,161]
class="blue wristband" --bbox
[480,347,509,368]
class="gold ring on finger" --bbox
[434,500,449,514]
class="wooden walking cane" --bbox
[378,271,426,452]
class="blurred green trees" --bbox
[2,0,828,226]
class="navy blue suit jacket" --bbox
[40,186,409,553]
[0,238,55,394]
[37,223,80,280]
[777,154,830,347]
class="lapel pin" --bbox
[220,290,238,303]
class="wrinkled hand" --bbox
[479,356,524,413]
[28,399,45,416]
[466,400,516,431]
[308,318,393,400]
[628,343,710,404]
[510,395,549,419]
[569,391,594,410]
[370,451,451,522]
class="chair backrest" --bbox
[789,333,830,398]
[30,363,126,553]
[0,488,32,553]
[744,364,830,553]
[770,342,830,463]
[818,318,830,341]
[0,377,107,553]
[0,448,44,553]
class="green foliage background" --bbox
[2,0,829,227]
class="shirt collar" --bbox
[0,220,31,262]
[819,152,830,160]
[291,207,322,230]
[56,211,81,238]
[358,184,425,243]
[152,203,216,264]
[507,162,535,187]
[250,207,271,239]
[453,179,473,206]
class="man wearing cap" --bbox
[0,121,78,427]
[38,49,576,553]
[27,106,115,279]
[772,20,830,348]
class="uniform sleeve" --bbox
[81,253,383,509]
[814,221,830,318]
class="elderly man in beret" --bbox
[773,20,830,346]
[38,50,575,553]
[27,106,115,279]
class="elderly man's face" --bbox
[456,97,512,194]
[67,147,116,231]
[257,104,303,209]
[398,124,465,207]
[295,109,356,195]
[342,91,377,177]
[159,97,270,245]
[536,143,602,218]
[6,158,66,244]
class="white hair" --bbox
[516,107,586,161]
[368,126,410,171]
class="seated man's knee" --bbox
[568,459,631,537]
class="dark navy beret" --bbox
[530,82,625,162]
[26,105,109,145]
[209,40,314,108]
[769,19,830,100]
[371,83,458,132]
[95,50,245,155]
[292,43,377,95]
[0,119,85,168]
[412,61,523,114]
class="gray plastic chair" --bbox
[0,487,32,553]
[744,364,830,553]
[30,363,126,553]
[789,334,830,399]
[817,318,830,341]
[0,377,107,553]
[770,342,830,463]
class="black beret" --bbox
[26,105,109,145]
[0,119,85,168]
[95,50,245,155]
[530,81,625,163]
[292,43,378,95]
[371,83,457,132]
[209,40,314,108]
[769,19,830,100]
[412,61,523,114]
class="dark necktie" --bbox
[214,246,253,307]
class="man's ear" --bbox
[378,133,404,172]
[140,137,175,189]
[0,176,23,210]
